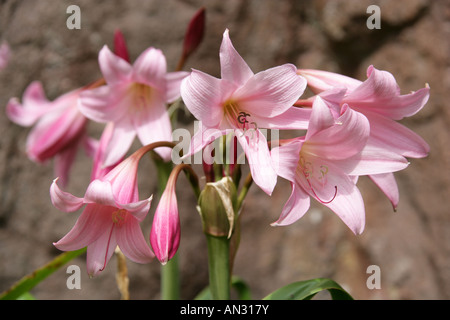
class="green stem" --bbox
[236,172,253,210]
[161,253,180,300]
[206,235,231,300]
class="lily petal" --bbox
[102,118,136,167]
[271,138,303,182]
[180,69,232,127]
[132,47,167,90]
[306,101,370,160]
[338,144,410,176]
[84,180,117,207]
[300,161,366,235]
[235,64,306,118]
[165,71,190,103]
[116,219,154,264]
[365,110,430,158]
[271,183,310,226]
[369,173,399,210]
[344,65,430,120]
[6,82,50,126]
[54,204,113,252]
[99,45,132,85]
[133,93,173,161]
[220,29,254,85]
[86,223,117,276]
[298,68,362,94]
[118,196,152,223]
[50,178,85,212]
[78,84,131,123]
[236,129,277,195]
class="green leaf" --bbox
[0,248,86,300]
[263,278,353,300]
[195,276,252,300]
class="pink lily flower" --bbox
[6,81,89,186]
[50,146,155,276]
[180,29,310,195]
[78,45,189,167]
[271,96,409,234]
[298,65,430,209]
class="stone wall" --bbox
[0,0,448,299]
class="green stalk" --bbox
[206,235,231,300]
[161,253,180,300]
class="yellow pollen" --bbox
[112,209,128,226]
[128,83,153,113]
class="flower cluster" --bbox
[5,9,429,277]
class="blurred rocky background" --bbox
[0,0,448,300]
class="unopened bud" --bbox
[114,29,130,62]
[182,7,205,58]
[197,177,237,238]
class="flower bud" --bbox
[197,176,237,238]
[182,7,205,59]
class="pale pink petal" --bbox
[270,138,303,182]
[86,224,117,276]
[250,106,311,130]
[78,84,131,123]
[99,45,132,85]
[50,178,85,212]
[90,123,118,180]
[220,29,253,85]
[6,82,50,126]
[369,173,399,210]
[364,110,430,158]
[305,96,335,139]
[299,161,365,235]
[234,64,306,118]
[180,69,233,126]
[132,47,167,90]
[165,71,189,103]
[236,129,277,195]
[102,154,140,204]
[116,219,154,264]
[317,87,348,116]
[344,65,430,120]
[102,118,136,167]
[271,183,310,226]
[118,196,152,223]
[337,144,410,176]
[133,93,173,161]
[181,123,228,161]
[323,179,365,235]
[298,68,362,94]
[26,104,87,162]
[54,204,114,252]
[53,140,80,187]
[84,180,117,207]
[306,102,370,160]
